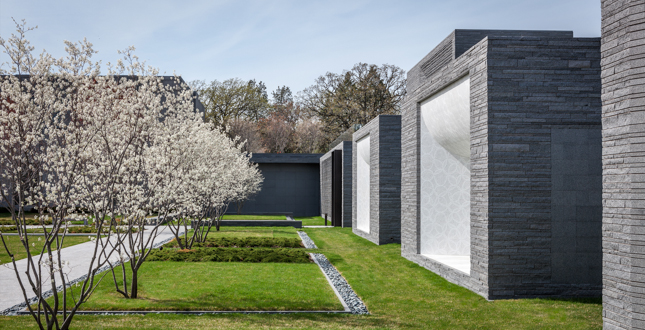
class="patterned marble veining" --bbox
[419,77,471,257]
[356,136,370,233]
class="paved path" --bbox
[0,226,177,313]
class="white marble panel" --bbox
[356,136,370,233]
[420,76,471,259]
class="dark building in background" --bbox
[228,153,323,217]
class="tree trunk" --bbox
[130,269,138,299]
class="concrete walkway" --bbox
[0,226,177,313]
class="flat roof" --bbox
[250,153,323,164]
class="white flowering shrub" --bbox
[0,19,263,328]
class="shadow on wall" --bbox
[227,153,323,217]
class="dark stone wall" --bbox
[228,154,322,217]
[550,128,602,286]
[402,31,490,297]
[601,1,645,328]
[319,141,353,227]
[402,29,603,300]
[352,115,401,245]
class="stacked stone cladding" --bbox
[319,141,353,227]
[402,30,603,300]
[352,115,402,245]
[601,1,645,329]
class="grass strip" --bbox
[221,215,286,220]
[166,237,304,249]
[185,227,300,238]
[0,226,138,234]
[43,262,343,311]
[0,236,93,265]
[294,216,327,226]
[147,247,311,263]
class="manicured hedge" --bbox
[167,237,304,249]
[147,247,311,263]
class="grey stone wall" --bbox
[402,29,603,300]
[352,115,401,245]
[601,1,645,328]
[319,141,353,227]
[228,153,322,217]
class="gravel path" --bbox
[310,253,369,315]
[297,231,317,249]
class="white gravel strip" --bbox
[1,229,182,315]
[297,231,317,249]
[310,253,369,315]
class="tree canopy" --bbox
[191,78,270,127]
[298,63,406,147]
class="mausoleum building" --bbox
[352,115,402,245]
[401,30,603,299]
[320,141,353,227]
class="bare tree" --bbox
[191,78,270,127]
[259,112,293,153]
[227,118,264,153]
[299,63,406,150]
[293,119,324,153]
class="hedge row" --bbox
[147,247,311,263]
[167,237,304,249]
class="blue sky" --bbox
[1,0,600,97]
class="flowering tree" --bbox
[162,122,263,248]
[1,20,265,328]
[0,20,127,330]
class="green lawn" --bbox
[0,227,602,329]
[221,215,286,220]
[45,262,342,311]
[295,216,328,226]
[0,235,92,265]
[188,226,299,238]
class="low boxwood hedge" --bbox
[167,237,304,249]
[147,247,311,263]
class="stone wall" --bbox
[352,115,402,245]
[601,1,645,328]
[319,141,353,227]
[402,29,603,299]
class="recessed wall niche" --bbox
[356,136,371,233]
[419,75,471,274]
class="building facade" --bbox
[401,30,603,299]
[352,115,402,245]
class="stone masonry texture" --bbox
[352,115,402,245]
[601,1,645,329]
[401,29,603,300]
[320,141,353,227]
